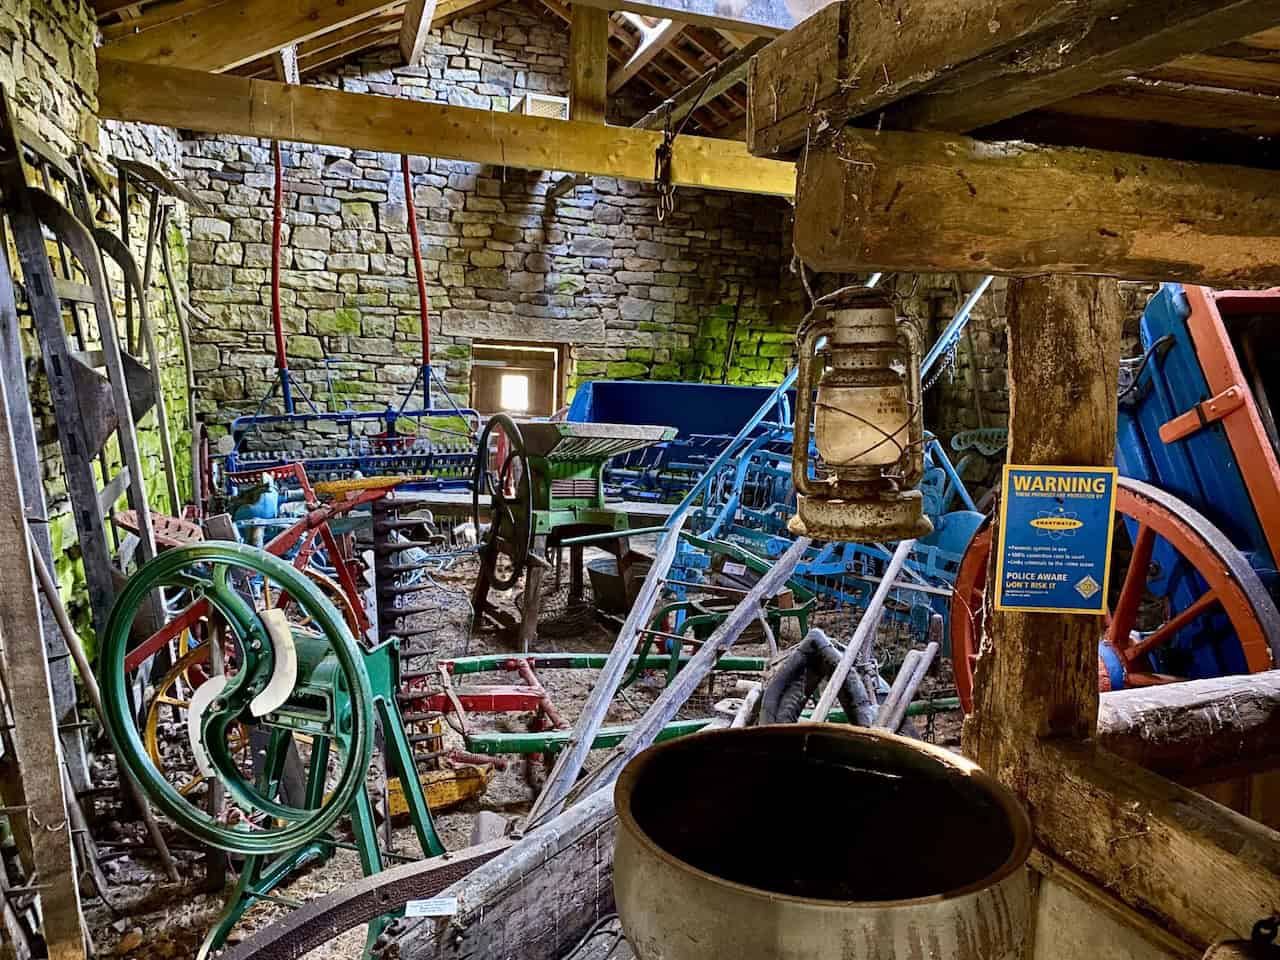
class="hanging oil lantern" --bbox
[789,287,933,542]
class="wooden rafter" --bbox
[399,0,438,64]
[608,18,683,94]
[567,0,789,37]
[881,0,1280,133]
[99,0,403,72]
[633,41,757,130]
[747,0,1280,156]
[98,58,796,196]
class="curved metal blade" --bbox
[188,675,229,778]
[250,607,297,718]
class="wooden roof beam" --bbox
[97,58,796,197]
[748,0,1280,156]
[792,125,1280,287]
[567,0,788,37]
[608,18,683,94]
[99,0,402,72]
[399,0,438,64]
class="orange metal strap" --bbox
[1158,385,1247,444]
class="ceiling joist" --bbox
[97,57,797,197]
[399,0,439,64]
[608,18,684,94]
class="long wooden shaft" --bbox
[525,509,689,826]
[25,530,180,882]
[811,538,915,722]
[556,535,811,815]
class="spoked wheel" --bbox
[101,543,374,856]
[472,414,533,591]
[950,476,1280,712]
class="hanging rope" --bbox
[270,140,292,411]
[402,154,431,368]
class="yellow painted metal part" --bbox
[388,763,494,817]
[313,476,426,496]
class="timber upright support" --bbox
[963,276,1280,951]
[964,275,1123,776]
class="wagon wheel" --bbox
[950,476,1280,713]
[472,414,533,591]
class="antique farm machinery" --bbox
[468,414,676,647]
[97,470,503,956]
[214,146,480,498]
[950,284,1280,709]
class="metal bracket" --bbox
[1158,385,1246,444]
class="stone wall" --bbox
[181,0,795,437]
[0,0,192,639]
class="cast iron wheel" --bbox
[472,414,533,591]
[950,476,1280,712]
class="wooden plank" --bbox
[99,0,403,72]
[1047,79,1280,139]
[1026,741,1280,949]
[635,37,767,129]
[525,511,689,827]
[99,0,221,39]
[882,0,1280,133]
[962,274,1121,779]
[271,44,300,83]
[569,4,610,123]
[746,0,1280,156]
[791,128,1280,286]
[608,19,683,94]
[97,58,797,197]
[1147,53,1280,96]
[399,0,437,64]
[0,318,86,959]
[1096,673,1280,781]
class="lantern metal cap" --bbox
[788,491,934,542]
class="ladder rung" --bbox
[99,470,130,514]
[54,278,95,304]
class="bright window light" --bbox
[500,374,530,412]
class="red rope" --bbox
[402,154,431,366]
[271,141,288,372]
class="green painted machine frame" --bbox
[99,544,446,959]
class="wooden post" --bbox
[569,4,609,123]
[0,338,87,959]
[964,275,1123,781]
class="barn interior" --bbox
[0,1,1278,958]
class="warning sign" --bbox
[995,464,1118,614]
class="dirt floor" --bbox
[82,540,964,959]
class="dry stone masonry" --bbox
[181,1,797,436]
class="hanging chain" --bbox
[654,71,716,222]
[922,340,959,392]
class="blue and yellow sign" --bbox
[995,464,1118,614]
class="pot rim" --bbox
[614,723,1032,909]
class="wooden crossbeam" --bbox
[399,0,438,64]
[300,21,401,75]
[792,127,1280,286]
[99,0,402,72]
[608,19,683,94]
[97,58,796,197]
[747,0,1280,156]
